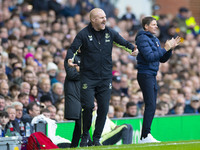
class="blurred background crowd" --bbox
[0,0,200,136]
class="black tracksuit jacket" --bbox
[64,50,81,120]
[67,23,135,80]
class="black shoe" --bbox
[93,140,102,146]
[80,138,88,147]
[88,140,93,146]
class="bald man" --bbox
[67,8,137,147]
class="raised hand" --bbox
[173,36,181,47]
[170,36,181,48]
[165,36,181,51]
[164,40,172,51]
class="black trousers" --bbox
[81,76,112,141]
[70,117,81,148]
[101,124,133,145]
[137,73,157,139]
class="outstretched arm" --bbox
[112,29,136,54]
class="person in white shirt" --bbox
[91,101,133,145]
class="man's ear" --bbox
[91,18,95,23]
[144,24,148,31]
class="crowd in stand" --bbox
[0,0,199,137]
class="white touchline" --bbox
[136,141,200,147]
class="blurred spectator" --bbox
[173,103,185,115]
[5,105,20,134]
[55,109,64,122]
[40,95,53,107]
[23,70,34,85]
[114,106,124,118]
[4,96,12,107]
[107,105,114,118]
[182,86,193,105]
[169,88,179,109]
[18,93,29,114]
[80,0,95,15]
[121,6,136,21]
[20,82,31,95]
[123,102,138,117]
[156,101,170,116]
[158,93,171,103]
[100,0,115,18]
[0,73,8,83]
[107,17,120,32]
[46,62,58,85]
[110,94,121,107]
[22,101,41,124]
[138,104,145,117]
[173,7,189,35]
[0,111,9,137]
[185,10,200,36]
[190,76,200,93]
[155,104,165,116]
[47,105,57,121]
[120,74,129,96]
[11,67,23,85]
[12,102,23,123]
[129,92,142,112]
[0,80,9,96]
[120,95,130,112]
[40,108,51,118]
[56,70,66,84]
[112,76,123,96]
[55,98,65,111]
[61,0,81,17]
[52,82,64,103]
[29,84,38,102]
[38,77,55,104]
[184,95,200,114]
[32,0,49,12]
[48,0,62,17]
[0,95,6,111]
[9,84,20,102]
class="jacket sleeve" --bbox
[159,50,172,63]
[112,29,135,54]
[64,49,80,81]
[67,32,83,59]
[136,35,166,62]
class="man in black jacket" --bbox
[65,49,92,147]
[64,49,82,147]
[67,8,138,146]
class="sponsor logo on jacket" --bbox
[88,35,93,41]
[82,83,88,89]
[105,33,110,42]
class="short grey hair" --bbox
[12,101,23,107]
[5,105,15,112]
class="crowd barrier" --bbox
[52,114,200,144]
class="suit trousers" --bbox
[137,73,157,138]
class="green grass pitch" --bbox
[62,140,200,150]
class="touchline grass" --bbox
[63,140,200,150]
